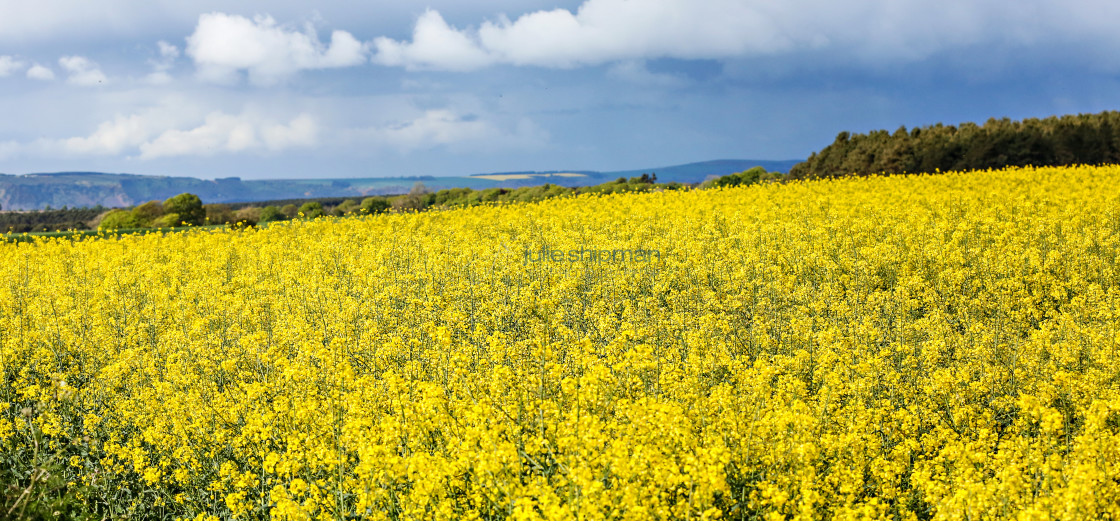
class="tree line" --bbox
[0,206,107,233]
[1,173,694,234]
[789,110,1120,180]
[387,173,686,212]
[94,175,686,230]
[95,194,394,231]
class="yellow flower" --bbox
[2,164,1120,519]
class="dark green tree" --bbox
[98,210,142,230]
[258,206,285,223]
[163,193,205,226]
[152,213,181,228]
[298,201,325,218]
[131,200,164,226]
[333,199,359,216]
[360,197,391,215]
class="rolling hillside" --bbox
[0,159,800,210]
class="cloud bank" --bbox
[370,0,1120,71]
[0,107,320,160]
[139,112,318,158]
[0,102,538,161]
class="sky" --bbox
[2,0,1120,179]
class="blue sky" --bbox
[1,0,1119,179]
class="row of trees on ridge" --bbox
[790,110,1120,179]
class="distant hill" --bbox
[0,159,800,210]
[601,159,801,184]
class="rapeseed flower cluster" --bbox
[1,165,1119,520]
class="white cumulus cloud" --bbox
[139,111,318,159]
[6,105,319,160]
[158,40,180,62]
[372,10,495,71]
[186,12,368,85]
[26,64,55,81]
[145,40,181,85]
[0,56,26,77]
[59,55,108,86]
[372,0,789,70]
[479,0,787,67]
[260,114,317,151]
[63,113,161,155]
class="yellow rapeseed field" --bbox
[2,165,1119,520]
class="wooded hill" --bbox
[789,111,1120,180]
